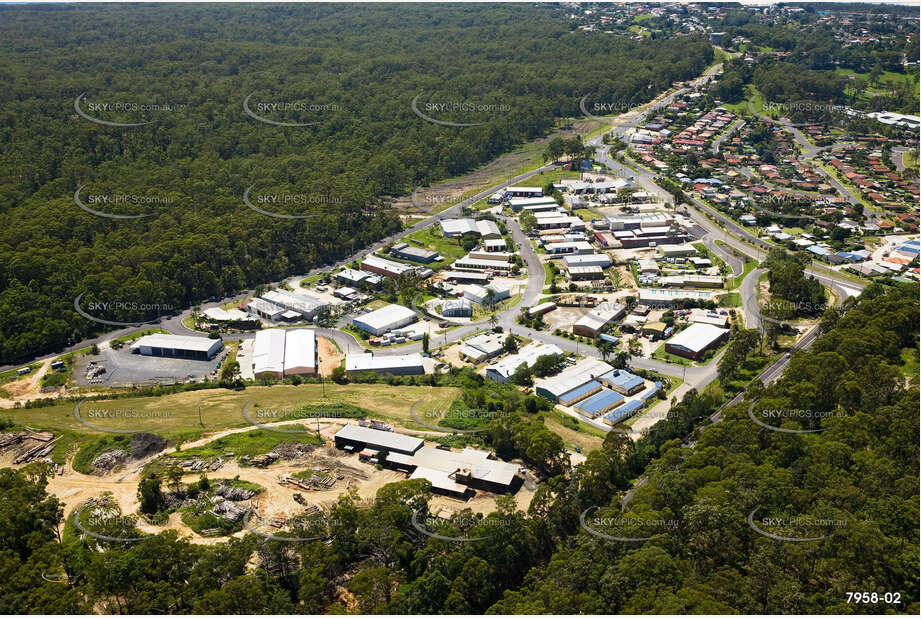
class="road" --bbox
[711,118,745,154]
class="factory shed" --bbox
[574,389,625,418]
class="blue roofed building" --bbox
[598,369,645,396]
[558,380,603,406]
[574,389,624,419]
[602,400,644,426]
[640,381,663,401]
[806,245,830,256]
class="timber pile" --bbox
[14,436,61,464]
[215,485,255,501]
[269,517,286,529]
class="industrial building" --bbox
[454,252,512,273]
[442,298,473,318]
[261,289,327,320]
[334,425,523,497]
[464,282,511,305]
[504,186,542,198]
[352,304,417,336]
[572,303,625,337]
[508,196,557,212]
[334,424,424,455]
[251,328,318,378]
[557,379,603,406]
[203,307,250,322]
[282,329,318,376]
[132,334,223,361]
[485,341,563,383]
[361,254,415,278]
[574,389,625,419]
[439,218,502,238]
[567,265,605,281]
[458,332,505,363]
[602,399,644,426]
[345,353,424,376]
[598,368,645,395]
[443,270,491,284]
[658,244,698,258]
[246,297,289,321]
[563,253,611,270]
[535,359,614,402]
[391,242,439,264]
[638,288,717,308]
[664,323,730,360]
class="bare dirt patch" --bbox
[317,337,343,377]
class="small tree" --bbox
[422,332,430,353]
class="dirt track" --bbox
[36,416,531,544]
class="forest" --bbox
[0,3,714,363]
[1,282,917,614]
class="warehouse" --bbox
[336,268,371,286]
[665,323,730,360]
[443,270,491,284]
[658,244,698,258]
[545,241,595,256]
[637,258,660,274]
[442,298,473,318]
[528,301,557,317]
[203,307,250,322]
[454,253,512,273]
[598,368,645,395]
[572,303,625,337]
[345,353,424,376]
[508,196,557,212]
[485,341,563,383]
[463,282,511,305]
[282,329,317,376]
[535,358,614,402]
[483,238,508,252]
[252,329,286,378]
[352,304,417,335]
[361,254,415,278]
[402,446,522,494]
[334,424,424,455]
[439,218,502,238]
[687,309,729,327]
[261,289,326,320]
[246,297,287,321]
[642,321,668,340]
[563,253,611,270]
[391,242,439,263]
[132,334,223,361]
[567,265,605,281]
[575,389,624,419]
[504,186,542,198]
[557,379,603,406]
[638,288,716,308]
[682,275,724,289]
[602,399,644,426]
[458,332,505,363]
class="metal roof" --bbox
[334,424,424,454]
[666,323,729,354]
[345,353,423,373]
[603,399,644,425]
[575,389,624,415]
[283,329,316,372]
[252,329,286,375]
[135,334,221,353]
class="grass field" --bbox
[6,384,461,441]
[652,343,693,366]
[405,225,469,263]
[544,411,606,453]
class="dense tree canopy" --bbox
[0,3,713,363]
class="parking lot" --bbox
[74,346,226,387]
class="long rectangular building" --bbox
[361,254,415,278]
[132,334,223,361]
[352,304,417,336]
[345,353,424,376]
[334,424,424,455]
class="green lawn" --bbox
[651,343,693,366]
[718,292,742,307]
[729,259,759,290]
[405,225,469,262]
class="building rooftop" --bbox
[335,424,424,454]
[345,352,423,372]
[666,323,729,354]
[575,389,625,415]
[135,333,220,352]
